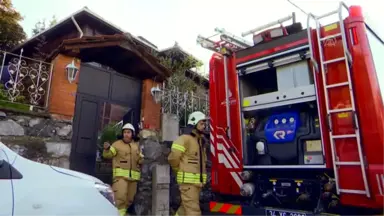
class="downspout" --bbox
[71,16,83,38]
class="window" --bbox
[99,103,131,130]
[0,160,22,179]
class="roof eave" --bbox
[11,7,89,53]
[11,6,159,53]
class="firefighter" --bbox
[168,111,208,216]
[103,123,144,216]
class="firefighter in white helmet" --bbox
[103,123,144,216]
[168,111,208,216]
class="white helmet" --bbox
[187,111,207,126]
[122,123,135,133]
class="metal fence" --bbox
[161,87,209,127]
[0,49,53,109]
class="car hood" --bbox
[50,165,103,184]
[1,142,104,184]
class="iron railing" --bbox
[0,49,53,109]
[161,87,209,127]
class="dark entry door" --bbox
[70,94,100,176]
[70,63,142,181]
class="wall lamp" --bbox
[65,60,79,83]
[150,85,162,104]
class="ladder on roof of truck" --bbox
[196,28,253,54]
[196,14,295,54]
[307,1,370,197]
[197,28,253,139]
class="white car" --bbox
[0,142,119,216]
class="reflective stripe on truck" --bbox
[210,201,242,215]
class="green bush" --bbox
[0,84,8,101]
[98,123,121,149]
[0,84,28,104]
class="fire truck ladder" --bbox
[196,28,253,53]
[197,28,253,138]
[307,1,370,197]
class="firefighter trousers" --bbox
[176,184,202,216]
[112,177,138,216]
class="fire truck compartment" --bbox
[238,47,325,167]
[240,59,316,112]
[243,101,324,167]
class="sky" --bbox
[11,0,384,94]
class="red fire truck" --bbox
[197,2,383,215]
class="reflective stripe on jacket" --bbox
[102,140,143,181]
[176,171,207,184]
[113,168,141,180]
[168,129,208,185]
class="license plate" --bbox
[265,209,307,216]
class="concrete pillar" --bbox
[152,164,170,216]
[161,113,179,142]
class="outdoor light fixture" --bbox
[65,60,79,83]
[150,85,162,104]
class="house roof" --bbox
[49,34,171,79]
[12,6,158,53]
[159,42,197,59]
[11,6,207,85]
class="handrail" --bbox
[197,28,251,53]
[306,13,319,73]
[338,1,353,64]
[306,1,353,73]
[215,28,253,48]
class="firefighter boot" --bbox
[178,184,202,216]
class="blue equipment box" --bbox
[264,112,300,143]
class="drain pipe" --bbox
[71,16,83,38]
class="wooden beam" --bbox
[61,41,121,50]
[119,41,170,78]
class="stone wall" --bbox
[134,129,213,216]
[0,110,72,169]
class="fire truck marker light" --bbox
[337,112,349,118]
[324,23,338,32]
[243,99,250,107]
[220,47,228,54]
